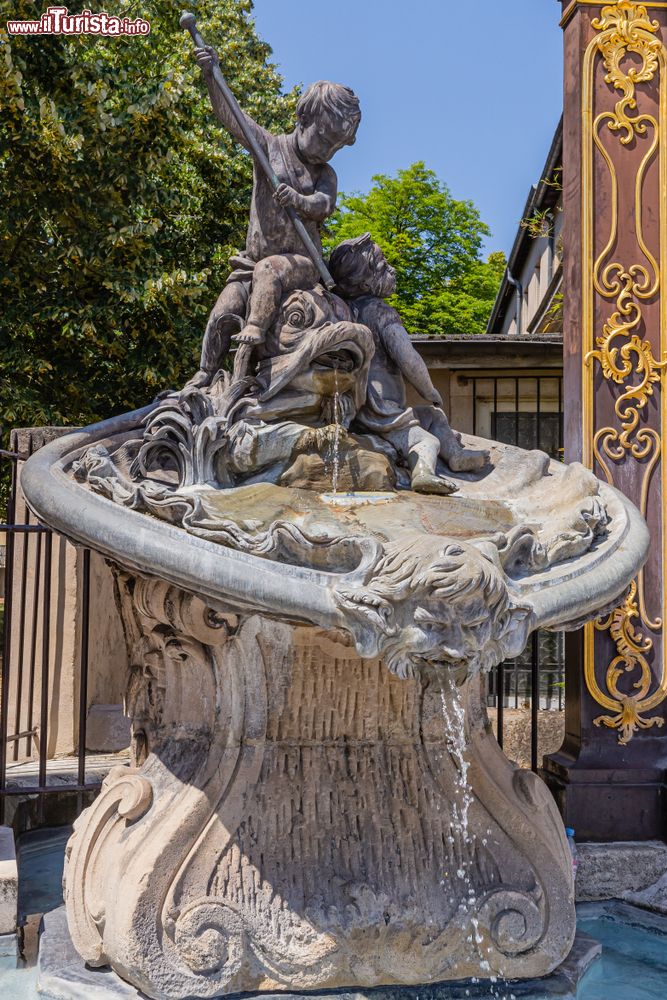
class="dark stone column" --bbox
[543,0,667,840]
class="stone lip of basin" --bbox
[22,403,649,641]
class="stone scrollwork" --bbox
[582,0,667,741]
[171,901,245,978]
[477,889,543,957]
[64,576,277,997]
[64,767,153,965]
[130,387,231,489]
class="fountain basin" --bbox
[319,491,398,507]
[20,407,649,999]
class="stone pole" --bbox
[544,0,667,839]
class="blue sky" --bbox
[252,0,563,258]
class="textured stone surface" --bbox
[37,905,600,1000]
[0,826,18,935]
[576,841,667,904]
[58,612,576,997]
[38,907,140,999]
[0,931,18,960]
[85,704,131,753]
[21,409,650,999]
[278,429,395,492]
[623,873,667,915]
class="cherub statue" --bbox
[329,234,488,493]
[188,43,361,388]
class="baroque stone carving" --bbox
[20,397,642,996]
[23,404,648,998]
[63,579,576,997]
[70,422,611,681]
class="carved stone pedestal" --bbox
[64,583,575,999]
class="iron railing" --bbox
[0,435,98,825]
[487,630,565,772]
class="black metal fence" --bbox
[488,631,565,712]
[0,435,96,826]
[486,630,565,772]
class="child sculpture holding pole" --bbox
[182,13,360,387]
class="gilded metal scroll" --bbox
[582,1,667,742]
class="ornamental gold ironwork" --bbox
[593,582,665,744]
[582,1,667,742]
[592,2,661,142]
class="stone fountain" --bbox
[23,14,648,1000]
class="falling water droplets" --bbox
[331,366,341,495]
[440,675,514,1000]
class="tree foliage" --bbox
[0,0,297,438]
[324,162,505,337]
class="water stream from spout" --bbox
[440,675,515,1000]
[331,366,341,495]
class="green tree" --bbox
[0,0,297,439]
[417,250,507,336]
[324,162,505,336]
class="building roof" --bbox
[412,332,563,369]
[411,334,562,345]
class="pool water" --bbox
[577,902,667,1000]
[1,953,37,1000]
